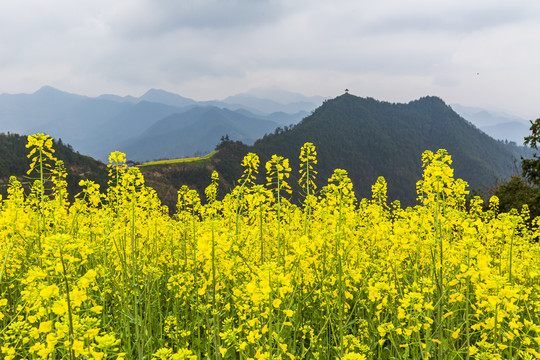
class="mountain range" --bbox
[451,104,530,145]
[0,86,319,162]
[0,88,534,211]
[136,94,533,210]
[248,94,530,204]
[1,86,531,164]
[119,106,279,161]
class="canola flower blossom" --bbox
[0,135,540,359]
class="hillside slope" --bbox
[119,106,279,162]
[250,94,521,205]
[0,133,108,200]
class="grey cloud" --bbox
[1,0,539,118]
[361,4,529,35]
[109,0,285,38]
[432,76,460,88]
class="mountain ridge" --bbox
[451,103,530,144]
[248,93,525,205]
[0,86,319,161]
[133,93,531,210]
[118,106,280,162]
[0,86,532,167]
[0,91,533,213]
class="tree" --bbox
[489,117,540,223]
[521,117,540,185]
[492,176,540,219]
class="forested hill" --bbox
[249,93,522,205]
[0,133,108,200]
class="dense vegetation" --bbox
[139,139,250,212]
[0,133,108,201]
[251,94,524,206]
[1,135,540,360]
[490,117,540,220]
[492,176,540,219]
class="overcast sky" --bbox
[1,0,539,118]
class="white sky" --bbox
[1,0,539,118]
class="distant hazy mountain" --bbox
[480,122,531,145]
[97,93,138,103]
[241,87,325,104]
[222,87,324,114]
[0,86,131,149]
[118,106,280,162]
[79,101,191,158]
[451,104,530,144]
[234,108,309,126]
[0,86,318,161]
[0,86,87,133]
[138,88,198,108]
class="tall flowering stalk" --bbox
[204,171,222,359]
[266,155,292,265]
[235,153,259,242]
[299,142,318,236]
[324,168,355,357]
[26,133,57,250]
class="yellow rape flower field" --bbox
[1,134,540,360]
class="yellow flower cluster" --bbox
[1,135,540,359]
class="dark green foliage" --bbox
[139,163,214,213]
[213,138,251,191]
[487,117,540,225]
[137,137,250,214]
[492,176,540,219]
[252,94,520,206]
[521,118,540,185]
[0,133,28,178]
[0,132,108,201]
